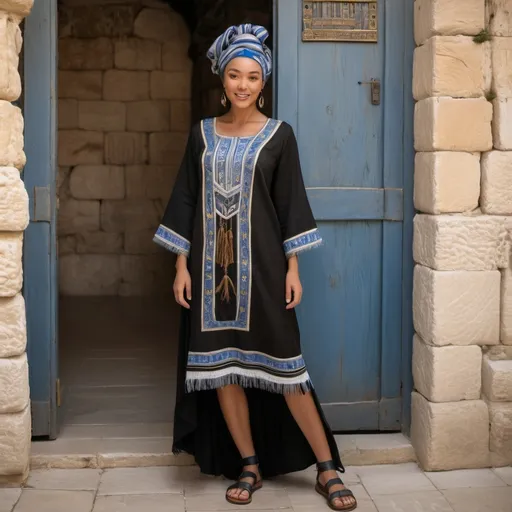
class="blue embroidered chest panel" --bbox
[200,118,281,332]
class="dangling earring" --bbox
[258,92,265,109]
[221,92,227,107]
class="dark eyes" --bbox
[228,74,259,81]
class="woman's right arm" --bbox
[174,254,191,309]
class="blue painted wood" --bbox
[277,0,409,431]
[23,0,59,439]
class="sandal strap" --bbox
[330,489,355,501]
[227,481,254,493]
[317,460,336,473]
[241,455,259,466]
[326,477,343,490]
[239,471,257,481]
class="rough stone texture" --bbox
[0,13,22,102]
[170,100,191,132]
[126,101,170,132]
[492,37,512,98]
[76,232,123,254]
[493,98,512,149]
[482,356,512,401]
[162,42,192,73]
[413,214,508,270]
[414,152,480,213]
[150,71,191,100]
[125,165,177,200]
[0,101,25,169]
[0,405,30,476]
[0,167,29,231]
[58,71,102,100]
[414,97,492,151]
[58,99,79,129]
[412,335,482,402]
[0,233,22,297]
[414,0,485,46]
[59,255,121,295]
[487,0,512,37]
[124,230,159,255]
[411,392,490,471]
[105,133,147,165]
[101,200,160,233]
[58,131,104,166]
[133,7,185,42]
[488,401,512,465]
[502,266,512,344]
[149,132,187,165]
[413,265,501,346]
[103,70,149,101]
[413,36,485,100]
[69,165,125,200]
[58,38,113,70]
[115,39,161,71]
[0,294,26,358]
[119,254,174,296]
[78,101,126,132]
[0,0,33,16]
[481,151,512,214]
[0,353,28,413]
[58,199,100,235]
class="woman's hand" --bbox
[285,263,302,310]
[174,255,191,309]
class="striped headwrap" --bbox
[207,24,272,82]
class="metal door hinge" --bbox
[358,79,381,105]
[56,378,61,407]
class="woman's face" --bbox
[223,57,264,109]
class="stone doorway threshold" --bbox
[31,427,415,470]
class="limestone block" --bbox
[105,133,147,165]
[119,253,174,296]
[115,39,161,71]
[0,13,22,101]
[0,0,34,16]
[412,335,482,402]
[170,101,191,132]
[481,151,512,215]
[58,99,78,129]
[162,42,192,73]
[59,254,121,295]
[411,392,490,470]
[75,232,123,254]
[78,101,126,132]
[150,71,191,100]
[0,353,28,413]
[0,101,25,169]
[149,132,187,165]
[502,267,512,344]
[492,37,512,98]
[413,214,508,270]
[58,130,103,166]
[101,199,160,233]
[0,294,26,358]
[0,405,30,476]
[487,0,512,36]
[58,235,76,256]
[69,165,125,200]
[58,199,100,235]
[0,233,22,297]
[58,71,102,100]
[57,167,72,201]
[493,98,512,149]
[125,165,177,200]
[414,97,492,152]
[124,229,159,255]
[126,101,170,132]
[103,70,149,101]
[0,167,29,231]
[414,0,485,46]
[413,36,485,100]
[58,38,113,70]
[488,401,512,464]
[414,152,480,214]
[482,356,512,401]
[133,8,183,42]
[413,265,500,346]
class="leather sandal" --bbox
[315,460,357,511]
[225,455,262,505]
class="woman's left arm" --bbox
[285,255,302,309]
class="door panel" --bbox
[276,0,405,431]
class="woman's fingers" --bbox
[286,287,302,309]
[174,281,190,309]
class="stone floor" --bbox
[1,464,511,512]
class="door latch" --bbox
[358,79,381,105]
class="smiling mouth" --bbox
[235,93,250,99]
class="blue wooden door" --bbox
[23,0,59,438]
[276,0,406,431]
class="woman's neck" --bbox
[223,105,262,126]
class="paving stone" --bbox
[26,468,101,491]
[13,490,95,512]
[372,491,454,512]
[185,490,291,510]
[442,487,512,512]
[0,489,20,512]
[425,468,506,489]
[92,494,185,512]
[493,466,512,485]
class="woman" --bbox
[154,24,357,511]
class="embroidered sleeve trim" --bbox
[283,228,322,258]
[153,224,191,256]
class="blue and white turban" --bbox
[207,24,272,83]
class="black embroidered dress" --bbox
[154,117,343,479]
